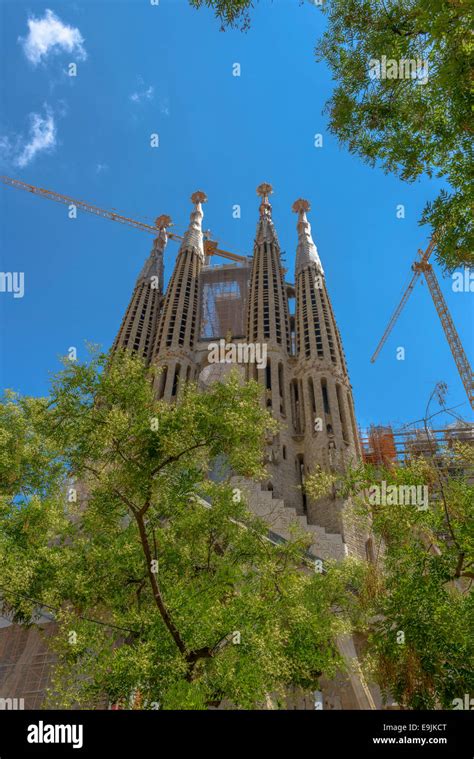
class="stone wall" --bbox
[0,618,56,710]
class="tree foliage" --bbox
[189,0,255,30]
[317,0,473,270]
[0,351,355,710]
[3,350,472,709]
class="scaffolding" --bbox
[199,262,251,341]
[360,426,397,465]
[360,423,474,469]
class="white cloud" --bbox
[0,135,12,154]
[160,98,170,117]
[19,9,86,66]
[15,108,57,167]
[95,163,108,174]
[129,84,154,104]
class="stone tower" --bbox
[152,192,207,400]
[245,183,300,510]
[112,215,170,364]
[291,198,364,553]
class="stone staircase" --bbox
[231,476,348,561]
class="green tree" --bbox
[189,0,254,30]
[0,350,355,710]
[317,0,473,270]
[306,440,474,709]
[191,0,473,270]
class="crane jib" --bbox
[0,175,247,264]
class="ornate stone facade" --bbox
[139,184,365,557]
[0,184,374,711]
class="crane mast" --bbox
[414,258,474,408]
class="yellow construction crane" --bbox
[0,175,248,265]
[371,238,474,410]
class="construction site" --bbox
[360,421,474,471]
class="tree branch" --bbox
[150,441,207,477]
[132,510,187,657]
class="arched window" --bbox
[321,377,330,415]
[158,365,168,399]
[296,454,306,512]
[348,391,359,450]
[336,383,349,443]
[308,377,316,414]
[290,379,301,433]
[278,362,285,415]
[171,364,181,397]
[265,359,272,390]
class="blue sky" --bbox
[0,0,472,429]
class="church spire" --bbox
[246,182,291,354]
[293,195,361,474]
[112,214,172,364]
[180,190,207,261]
[136,214,171,291]
[255,182,279,246]
[152,192,208,398]
[292,199,323,275]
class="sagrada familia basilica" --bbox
[0,183,380,710]
[115,185,361,526]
